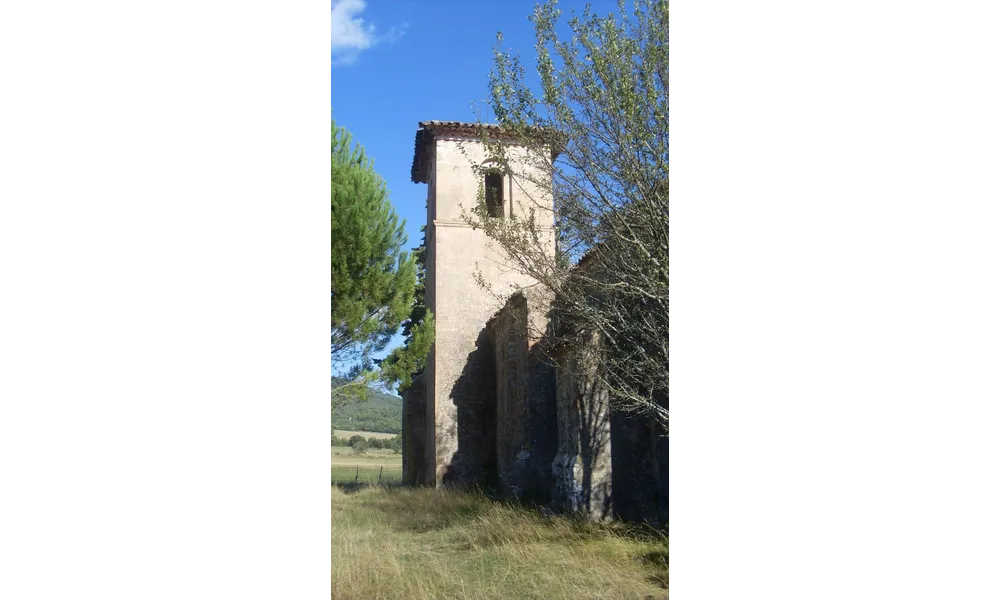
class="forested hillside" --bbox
[331,377,402,434]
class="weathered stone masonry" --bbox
[486,285,557,503]
[550,333,613,519]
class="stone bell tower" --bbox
[405,121,556,487]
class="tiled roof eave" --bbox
[410,120,560,184]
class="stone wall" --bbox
[440,328,497,488]
[611,411,668,525]
[423,136,550,487]
[551,336,614,520]
[487,286,557,503]
[402,283,668,523]
[405,284,669,524]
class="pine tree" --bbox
[331,121,417,406]
[379,225,434,393]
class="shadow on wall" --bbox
[442,328,498,490]
[609,379,668,525]
[579,377,613,519]
[612,411,663,523]
[523,341,557,505]
[553,345,613,521]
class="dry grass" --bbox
[332,485,668,600]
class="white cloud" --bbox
[331,0,405,66]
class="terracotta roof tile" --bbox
[410,120,561,184]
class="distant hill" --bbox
[331,377,402,434]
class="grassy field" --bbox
[331,465,402,485]
[331,447,402,485]
[334,429,397,440]
[331,486,668,600]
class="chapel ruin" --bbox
[402,121,668,524]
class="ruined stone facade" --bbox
[403,121,667,524]
[486,285,557,503]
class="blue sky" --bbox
[331,0,615,365]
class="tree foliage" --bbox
[378,225,435,393]
[331,121,418,406]
[331,433,402,453]
[468,0,669,430]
